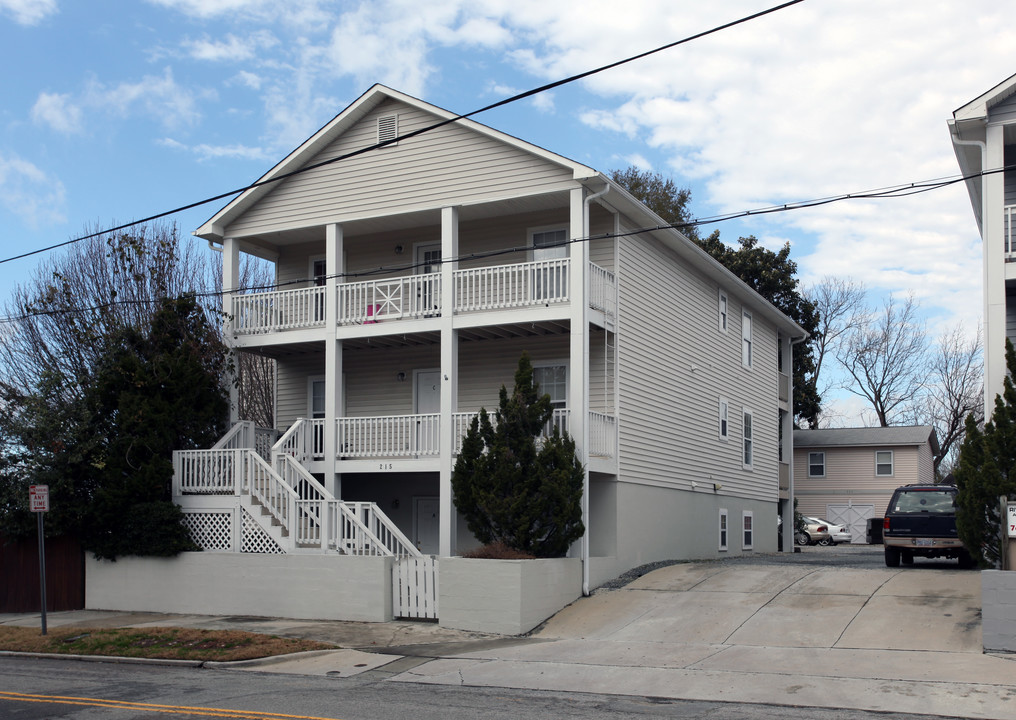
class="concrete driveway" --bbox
[396,554,1016,719]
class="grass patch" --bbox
[0,626,334,662]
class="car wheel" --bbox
[795,531,810,546]
[885,546,901,567]
[817,537,833,546]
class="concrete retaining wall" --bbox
[439,557,582,635]
[982,570,1016,653]
[86,553,393,622]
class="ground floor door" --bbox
[826,504,875,544]
[413,496,440,555]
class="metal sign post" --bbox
[29,485,49,635]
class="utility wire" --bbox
[0,0,807,268]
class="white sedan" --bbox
[807,517,851,545]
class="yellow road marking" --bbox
[0,691,345,719]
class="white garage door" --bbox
[826,504,875,544]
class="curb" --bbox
[0,650,203,667]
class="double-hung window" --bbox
[742,408,753,469]
[718,290,728,332]
[531,227,568,301]
[742,511,754,550]
[534,363,567,436]
[808,452,826,477]
[741,311,753,368]
[876,450,894,476]
[719,399,729,441]
[719,509,728,551]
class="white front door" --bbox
[416,244,441,314]
[414,370,440,454]
[414,497,440,554]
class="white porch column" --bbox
[984,123,1006,411]
[439,206,459,557]
[324,223,344,497]
[223,237,241,425]
[568,187,590,585]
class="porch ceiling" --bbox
[458,319,571,342]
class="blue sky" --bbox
[2,0,1015,424]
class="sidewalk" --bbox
[4,559,1016,720]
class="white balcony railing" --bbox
[232,286,326,335]
[455,258,569,312]
[1006,205,1016,260]
[338,272,442,325]
[228,259,623,335]
[338,414,440,458]
[452,409,616,458]
[589,263,616,319]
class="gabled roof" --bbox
[794,426,939,454]
[952,71,1016,122]
[195,84,598,239]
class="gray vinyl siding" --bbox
[989,94,1016,125]
[457,335,570,411]
[225,99,576,238]
[1005,146,1016,207]
[344,345,440,417]
[793,444,926,518]
[1007,296,1016,346]
[276,354,325,430]
[588,204,616,272]
[615,225,780,502]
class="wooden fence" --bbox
[0,534,85,612]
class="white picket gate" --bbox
[393,556,439,620]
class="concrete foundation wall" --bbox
[439,557,581,635]
[982,570,1016,652]
[86,553,393,622]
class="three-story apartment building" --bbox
[173,84,803,594]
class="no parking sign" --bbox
[30,484,49,512]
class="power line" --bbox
[0,0,807,268]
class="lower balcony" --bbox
[276,410,616,468]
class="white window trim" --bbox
[719,508,728,551]
[532,359,569,408]
[875,450,895,477]
[718,289,728,333]
[307,375,325,419]
[741,310,753,369]
[742,407,754,470]
[808,451,826,478]
[742,510,754,550]
[718,398,729,441]
[528,225,569,261]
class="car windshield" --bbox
[891,490,955,514]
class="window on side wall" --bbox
[742,511,753,550]
[719,509,728,551]
[875,450,894,476]
[719,398,729,441]
[741,311,753,369]
[718,290,728,332]
[808,451,826,477]
[742,408,753,470]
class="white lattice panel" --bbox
[182,511,233,551]
[241,508,285,554]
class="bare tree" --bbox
[923,324,983,477]
[838,292,928,427]
[805,276,867,397]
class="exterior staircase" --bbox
[172,421,420,557]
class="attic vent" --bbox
[377,114,398,146]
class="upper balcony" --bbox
[229,258,616,338]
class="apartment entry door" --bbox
[416,244,441,315]
[413,497,440,555]
[414,370,440,455]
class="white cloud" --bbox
[158,137,268,161]
[85,67,201,129]
[183,31,278,62]
[146,0,331,28]
[30,92,82,134]
[0,153,65,228]
[530,91,554,113]
[0,0,57,26]
[232,71,263,90]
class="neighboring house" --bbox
[950,73,1016,411]
[793,426,939,542]
[124,84,804,625]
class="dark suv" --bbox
[882,484,973,568]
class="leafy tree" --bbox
[954,339,1016,567]
[452,353,584,557]
[697,234,822,427]
[608,167,700,241]
[612,167,821,426]
[0,296,229,559]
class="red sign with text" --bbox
[29,485,49,513]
